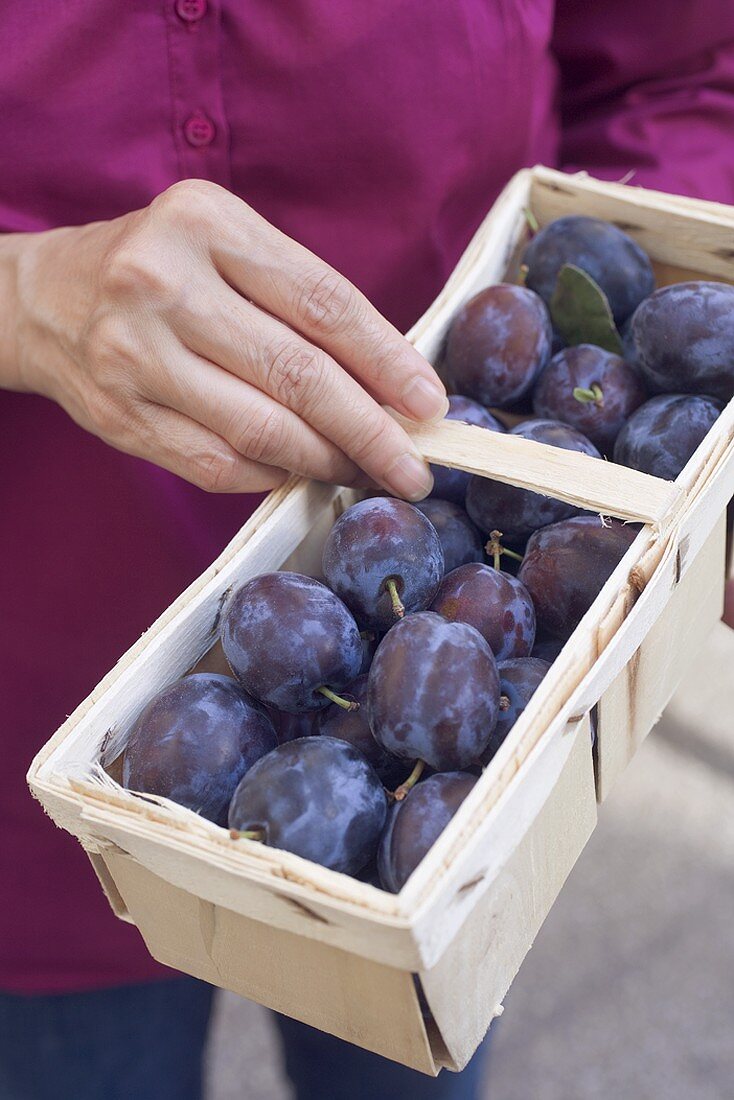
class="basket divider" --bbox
[403,418,682,527]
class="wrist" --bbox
[0,233,26,392]
[11,224,87,400]
[0,227,72,397]
[5,220,111,401]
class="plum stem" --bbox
[229,828,265,842]
[523,207,539,234]
[499,694,511,712]
[518,263,529,286]
[393,760,426,801]
[385,577,405,619]
[318,686,360,711]
[573,383,604,406]
[486,530,525,571]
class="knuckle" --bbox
[102,244,172,303]
[99,247,138,297]
[190,446,240,494]
[295,268,356,334]
[86,389,129,439]
[268,343,324,408]
[153,179,223,227]
[232,406,284,464]
[84,314,137,378]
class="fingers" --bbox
[107,400,288,494]
[180,286,435,500]
[207,202,449,423]
[142,344,364,487]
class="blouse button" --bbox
[176,0,207,23]
[184,112,216,147]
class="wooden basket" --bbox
[27,167,734,1075]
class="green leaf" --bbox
[549,264,623,355]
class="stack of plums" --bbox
[443,215,731,485]
[122,214,733,893]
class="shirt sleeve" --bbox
[552,1,734,202]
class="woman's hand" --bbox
[2,180,447,498]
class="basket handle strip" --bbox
[403,418,682,527]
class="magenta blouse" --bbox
[3,1,734,994]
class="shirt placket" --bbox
[165,0,231,187]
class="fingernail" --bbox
[402,376,449,422]
[384,452,434,501]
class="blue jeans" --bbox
[0,979,490,1100]
[0,979,214,1100]
[272,1013,491,1100]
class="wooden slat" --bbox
[421,717,596,1069]
[675,403,734,550]
[530,168,734,282]
[85,847,135,924]
[106,851,438,1075]
[406,705,597,969]
[405,417,681,526]
[596,515,727,800]
[76,798,422,969]
[539,169,734,225]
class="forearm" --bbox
[0,233,25,391]
[0,221,118,403]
